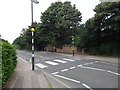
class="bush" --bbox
[0,41,17,86]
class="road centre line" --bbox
[82,83,93,90]
[107,70,120,76]
[70,66,75,70]
[77,65,82,67]
[52,72,59,75]
[84,63,90,65]
[61,69,68,72]
[89,62,94,64]
[54,74,81,84]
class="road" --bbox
[17,50,119,89]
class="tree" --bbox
[94,2,120,56]
[40,1,82,48]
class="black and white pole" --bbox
[72,36,75,56]
[31,28,35,70]
[31,0,39,70]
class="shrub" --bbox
[0,41,17,86]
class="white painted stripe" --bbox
[52,72,59,75]
[81,66,105,71]
[32,39,34,43]
[30,59,32,62]
[76,59,82,60]
[45,61,58,65]
[32,54,34,57]
[107,70,120,76]
[62,58,75,61]
[54,59,67,63]
[35,63,48,69]
[95,61,98,63]
[70,66,75,69]
[32,31,34,36]
[44,72,72,88]
[84,63,89,65]
[61,69,68,72]
[32,46,34,51]
[18,56,28,63]
[89,62,94,64]
[54,74,80,83]
[82,83,93,90]
[77,64,82,67]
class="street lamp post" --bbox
[31,0,39,70]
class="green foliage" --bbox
[77,2,120,57]
[0,41,17,86]
[13,1,82,50]
[40,1,82,48]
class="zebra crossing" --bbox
[35,58,76,69]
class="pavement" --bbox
[70,53,119,65]
[2,57,54,89]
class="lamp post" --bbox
[31,0,39,70]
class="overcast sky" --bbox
[0,0,100,43]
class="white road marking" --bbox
[76,59,82,60]
[95,61,98,63]
[84,63,90,65]
[52,72,59,75]
[81,66,105,71]
[46,61,58,65]
[107,70,120,76]
[29,59,32,62]
[70,66,75,70]
[54,74,81,84]
[77,65,82,67]
[35,63,48,69]
[82,83,93,90]
[62,58,75,61]
[61,69,68,72]
[18,56,28,63]
[89,62,94,64]
[44,72,72,88]
[54,59,67,63]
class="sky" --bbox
[0,0,100,44]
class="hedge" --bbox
[0,41,17,87]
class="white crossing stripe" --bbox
[35,63,48,68]
[46,61,58,65]
[62,58,75,61]
[54,59,67,63]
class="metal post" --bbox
[72,36,75,56]
[31,1,34,70]
[30,0,39,70]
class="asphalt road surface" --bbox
[17,50,119,89]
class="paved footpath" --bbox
[3,57,53,89]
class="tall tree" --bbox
[40,1,82,48]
